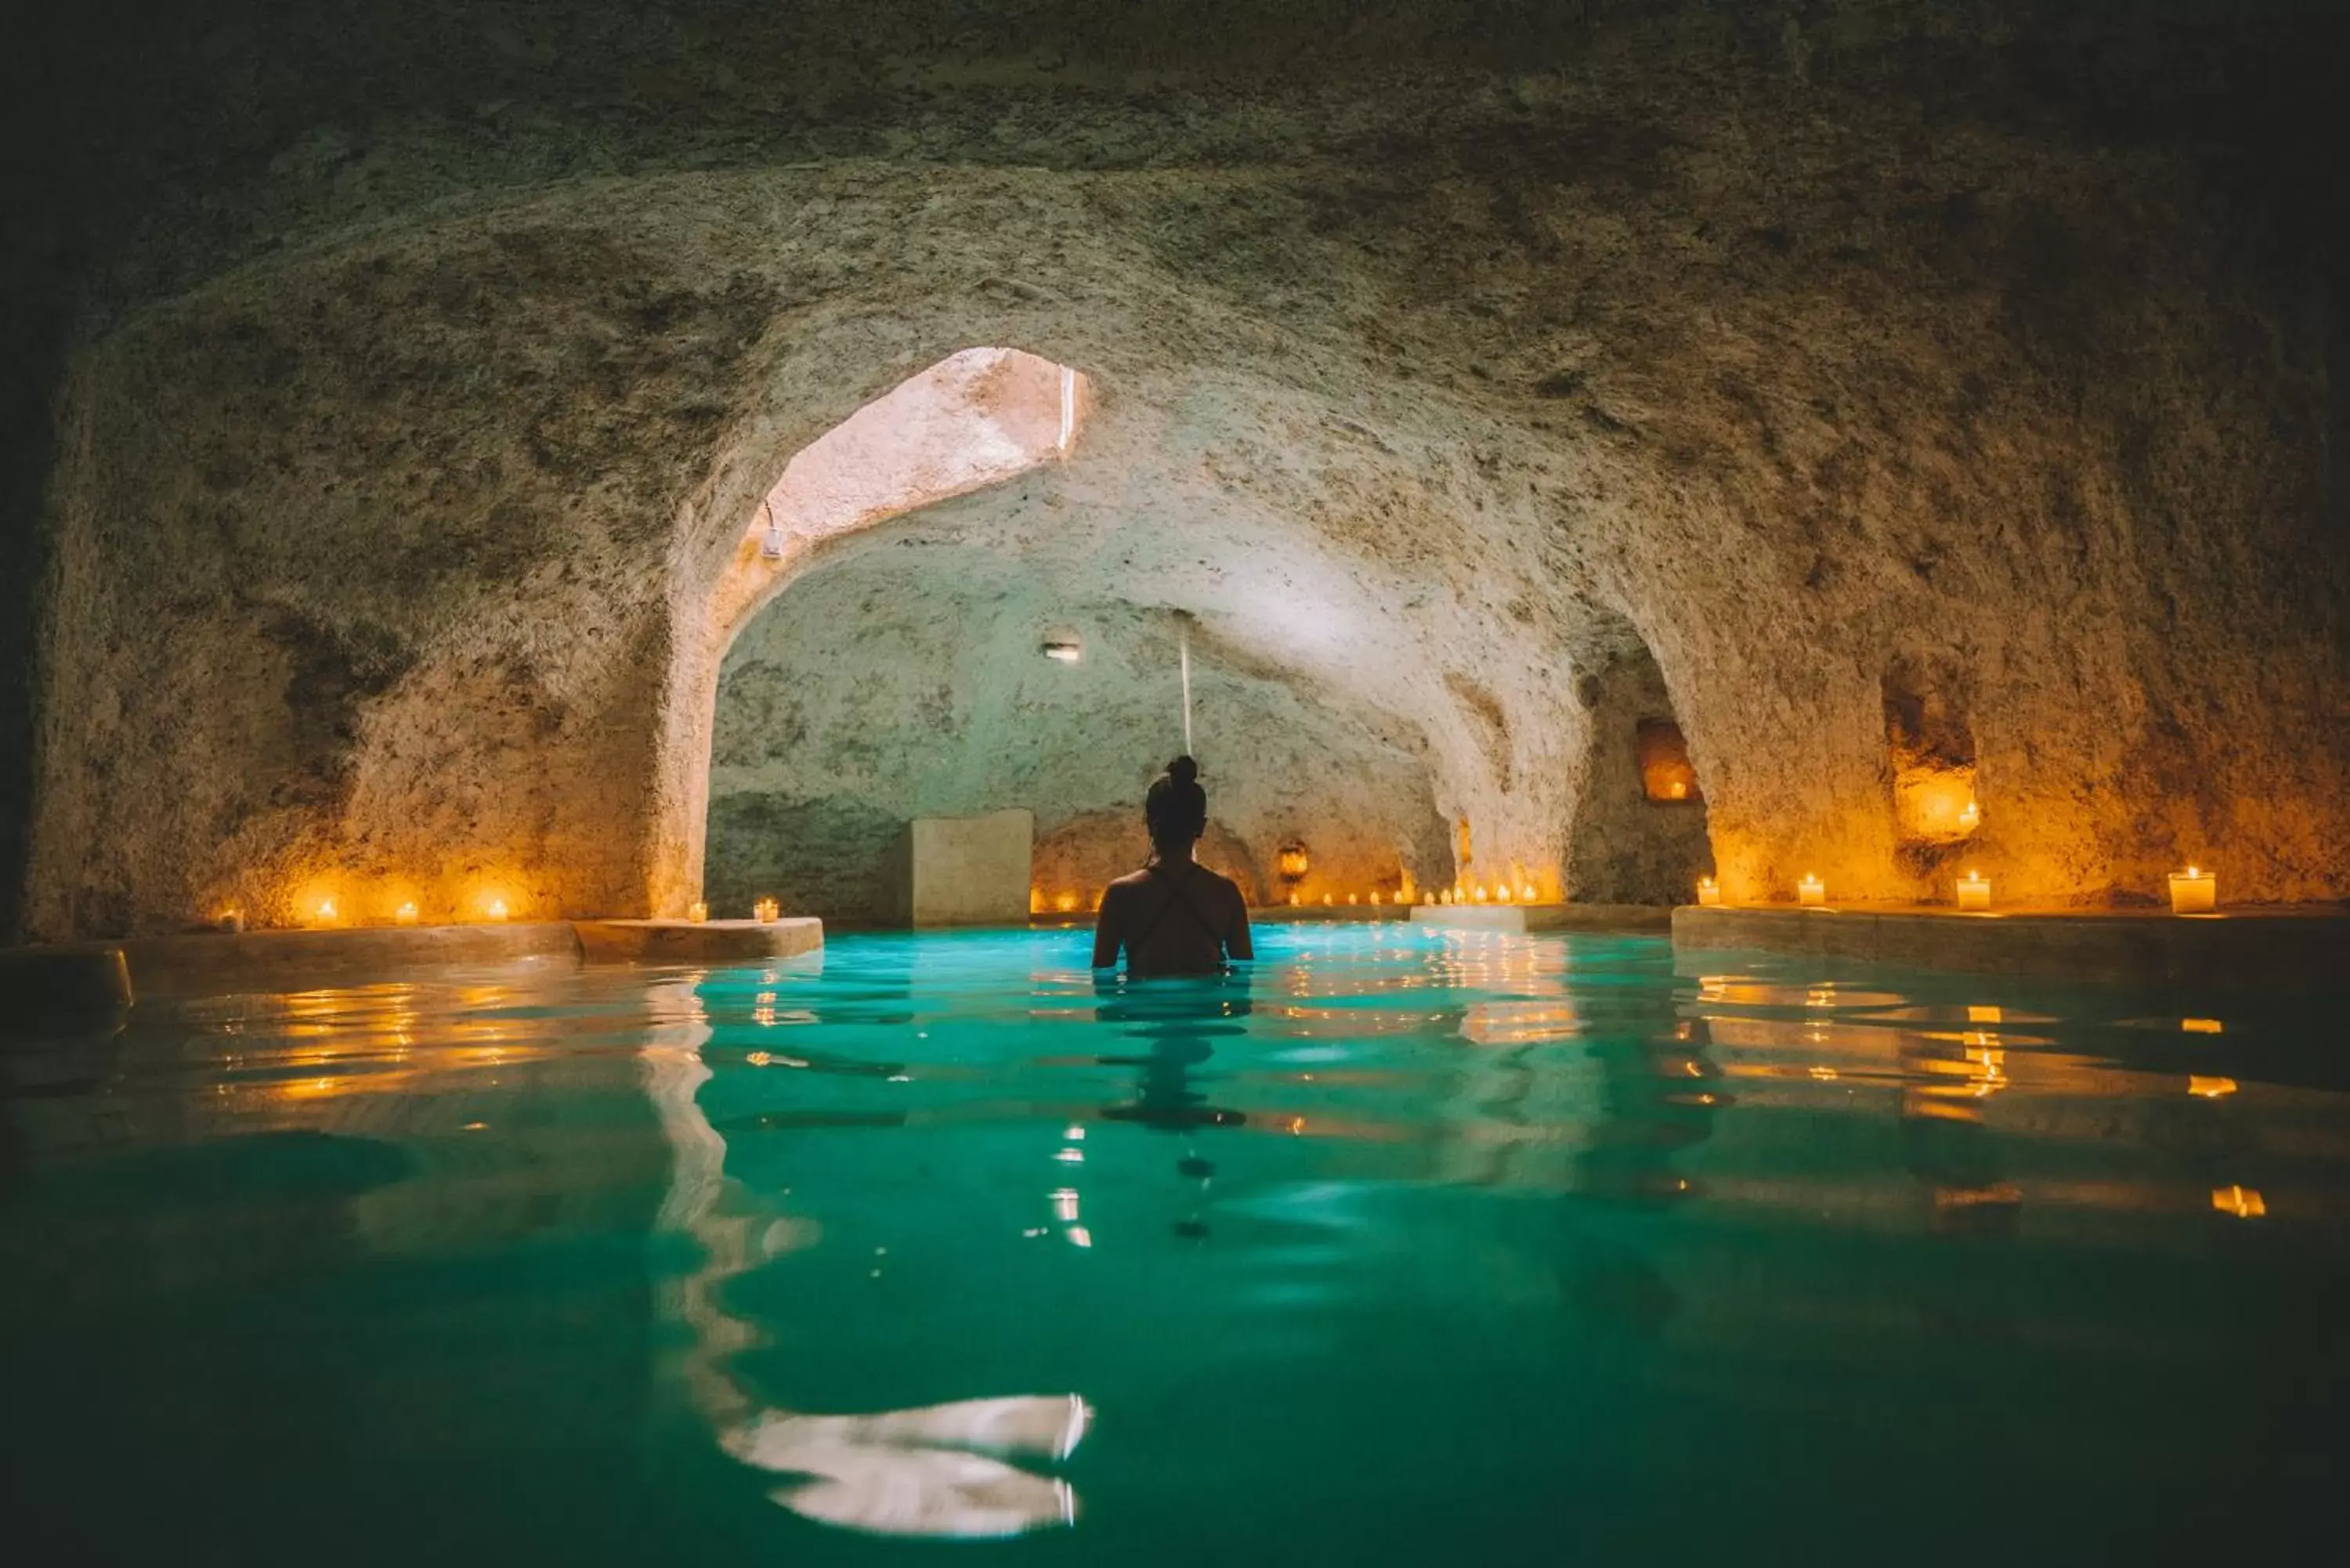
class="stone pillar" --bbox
[880,810,1036,927]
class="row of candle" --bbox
[1695,865,2222,914]
[684,898,783,923]
[233,893,517,930]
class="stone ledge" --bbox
[1250,905,1408,923]
[573,918,823,965]
[2,916,830,1026]
[1412,903,1675,934]
[1672,905,2350,990]
[118,922,585,998]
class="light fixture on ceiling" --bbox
[1042,636,1083,663]
[759,500,784,560]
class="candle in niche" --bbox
[2168,865,2217,914]
[1956,871,1991,911]
[1696,876,1721,908]
[688,901,709,923]
[485,898,510,922]
[395,901,419,925]
[1797,875,1826,908]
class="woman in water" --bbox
[1091,757,1254,975]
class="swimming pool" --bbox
[3,924,2341,1563]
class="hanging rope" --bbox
[1179,621,1195,757]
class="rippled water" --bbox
[3,924,2344,1564]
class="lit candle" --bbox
[688,901,709,923]
[216,909,244,934]
[1321,893,1333,906]
[1519,883,1535,902]
[1347,892,1358,905]
[1958,799,1982,832]
[1695,876,1721,907]
[2168,865,2216,914]
[485,898,510,922]
[1368,890,1382,906]
[395,901,419,925]
[1495,884,1513,902]
[753,897,779,923]
[313,898,339,926]
[1956,870,1990,911]
[1797,875,1826,907]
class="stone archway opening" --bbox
[653,347,1095,917]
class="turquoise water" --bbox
[3,924,2343,1563]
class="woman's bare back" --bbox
[1091,862,1253,976]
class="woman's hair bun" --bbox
[1166,756,1199,784]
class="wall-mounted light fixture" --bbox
[1042,636,1083,663]
[1277,840,1310,885]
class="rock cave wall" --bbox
[12,3,2350,938]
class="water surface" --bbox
[3,925,2342,1563]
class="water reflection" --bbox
[1092,973,1253,1239]
[639,967,1092,1540]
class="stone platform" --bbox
[1672,904,2350,991]
[1412,902,1676,934]
[574,918,823,964]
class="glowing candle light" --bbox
[2211,1184,2265,1219]
[2188,1075,2237,1099]
[1057,892,1079,913]
[1495,884,1513,903]
[215,908,244,934]
[1368,890,1382,906]
[1288,891,1301,907]
[394,901,419,925]
[1347,892,1358,905]
[688,901,709,923]
[1958,799,1981,832]
[2168,865,2217,914]
[485,898,510,922]
[1473,885,1488,903]
[1519,883,1535,902]
[753,897,779,923]
[313,898,339,926]
[1695,876,1721,907]
[1797,875,1826,908]
[1321,893,1333,906]
[1956,870,1991,912]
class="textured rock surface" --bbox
[11,2,2349,937]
